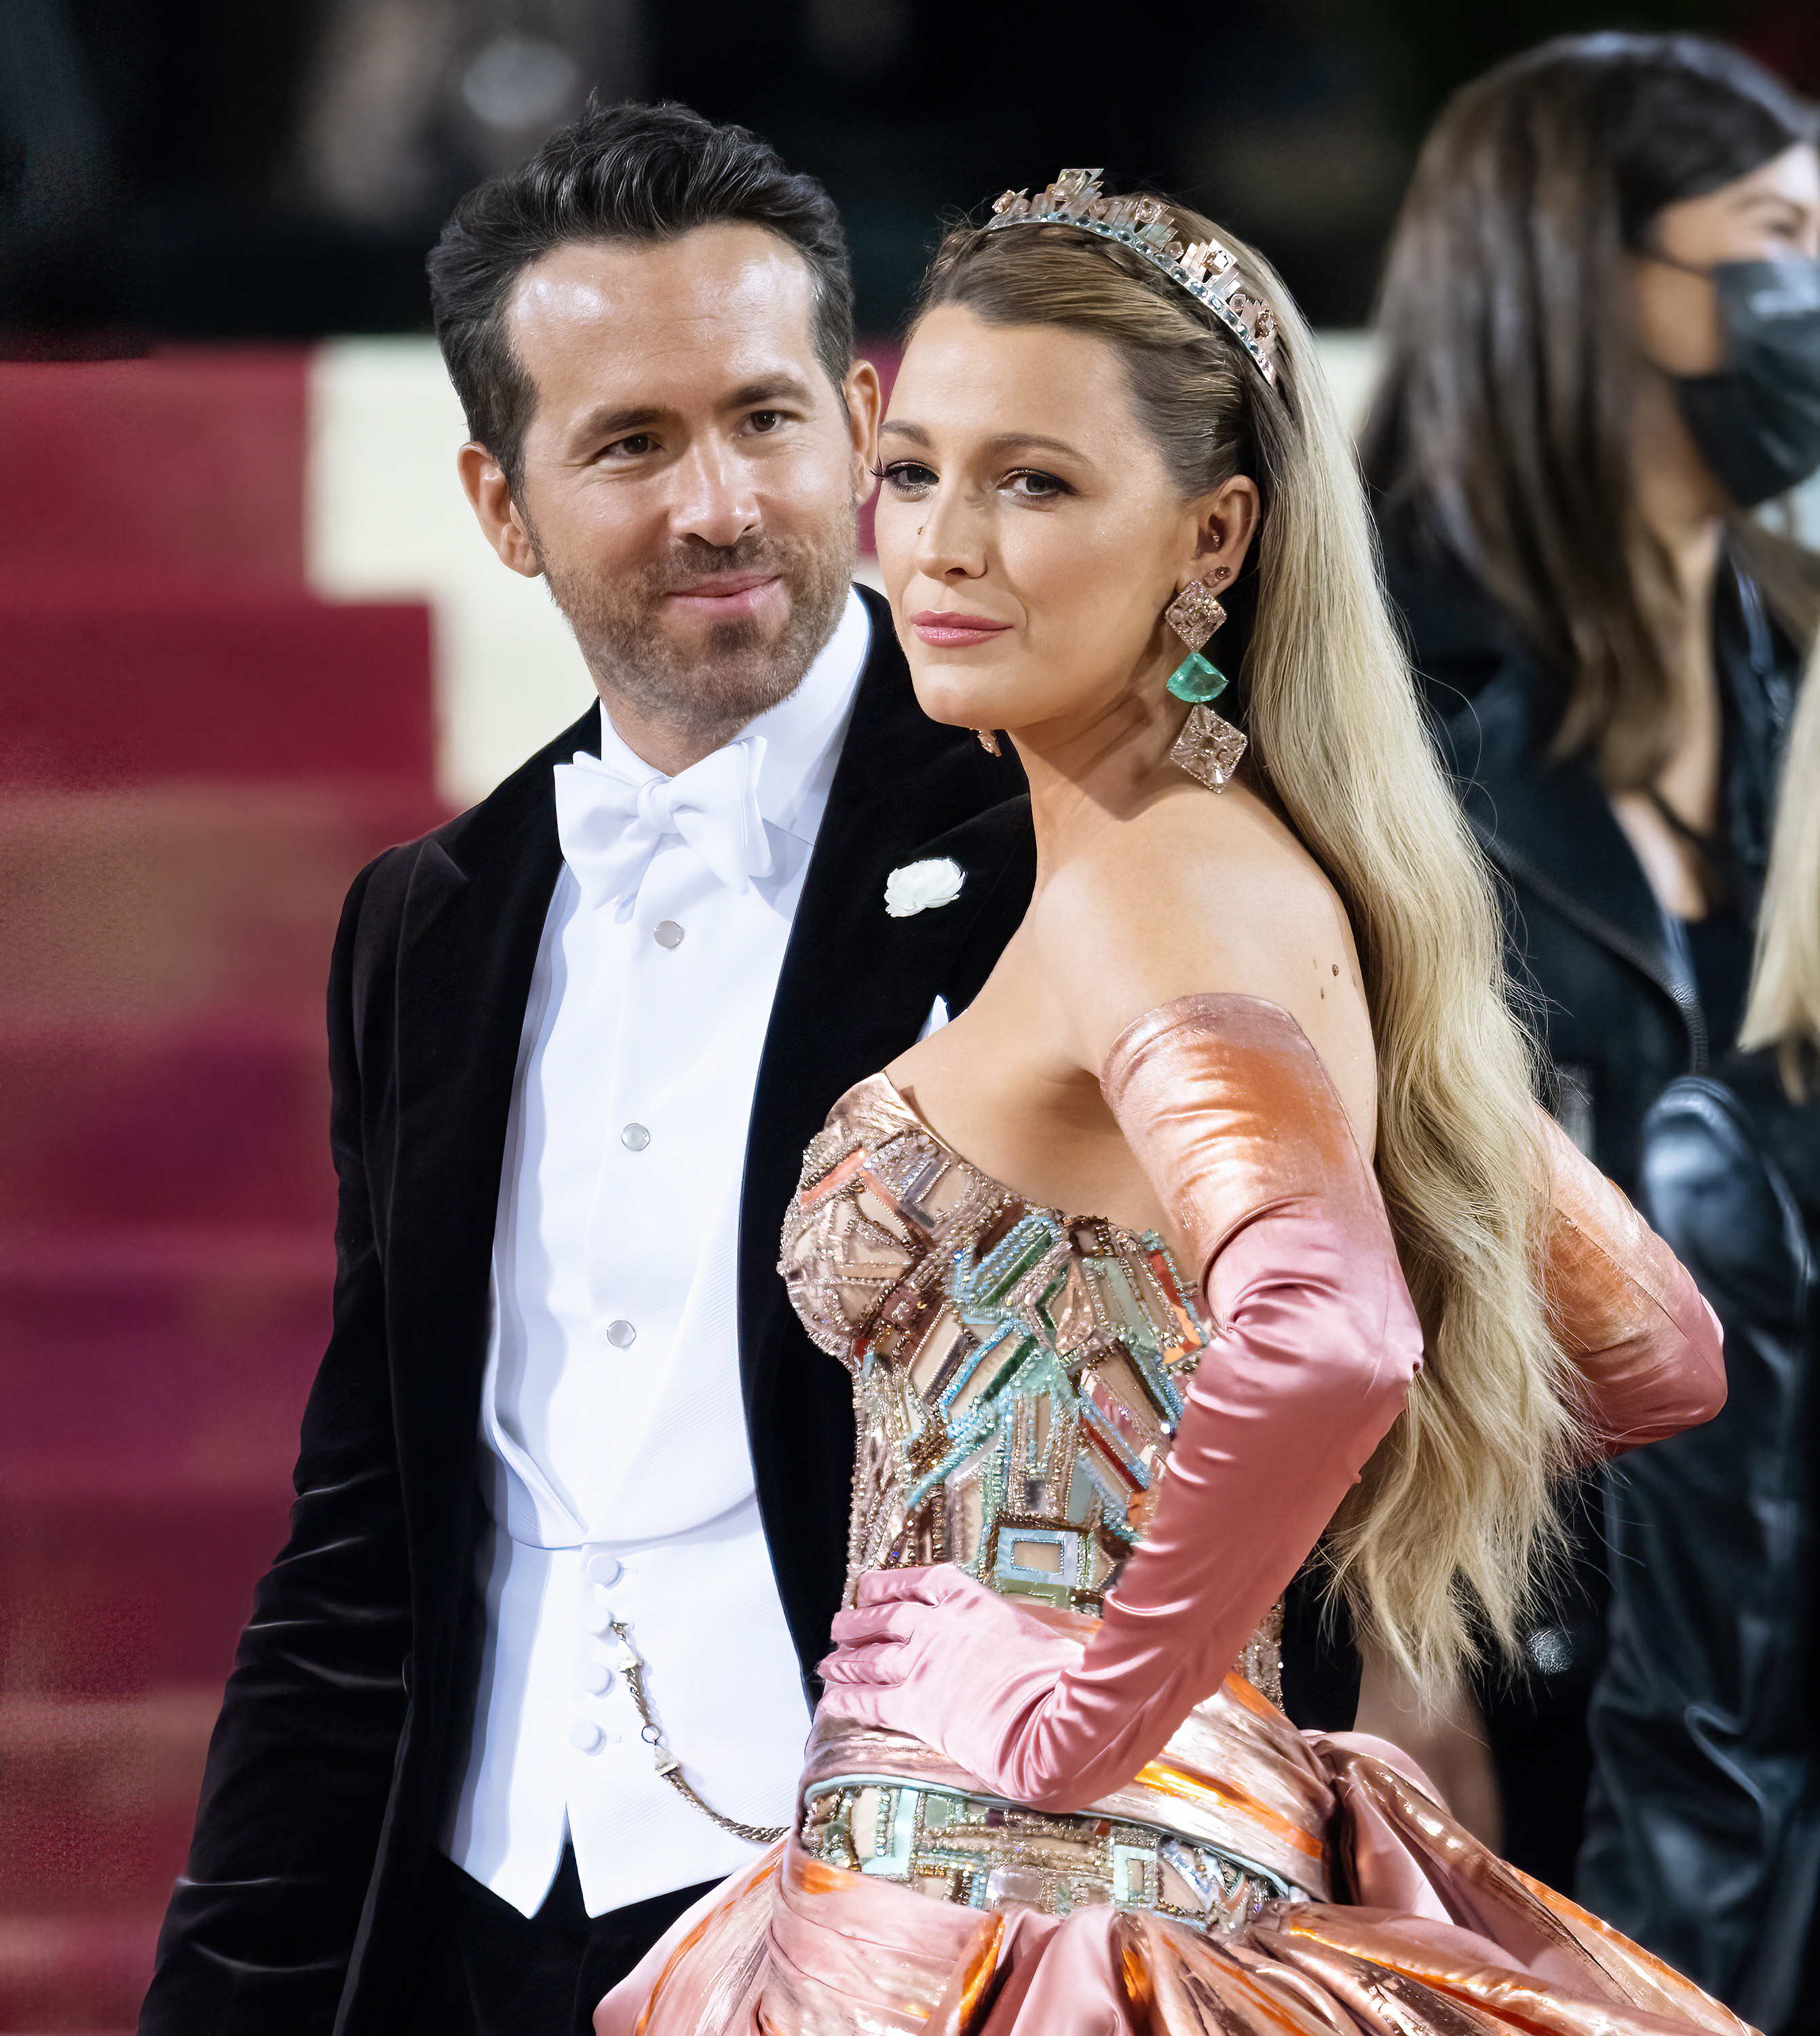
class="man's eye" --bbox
[749,410,784,432]
[606,433,656,457]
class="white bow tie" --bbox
[553,737,774,911]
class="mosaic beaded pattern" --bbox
[780,1075,1281,1712]
[778,1075,1299,1925]
[799,1779,1295,1934]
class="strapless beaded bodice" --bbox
[779,1073,1283,1701]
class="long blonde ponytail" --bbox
[918,205,1585,1695]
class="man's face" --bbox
[495,224,873,750]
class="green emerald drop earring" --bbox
[1163,578,1229,701]
[1162,573,1247,792]
[1167,648,1228,702]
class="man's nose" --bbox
[669,436,760,549]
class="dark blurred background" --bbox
[8,0,1819,351]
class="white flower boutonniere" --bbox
[884,857,964,918]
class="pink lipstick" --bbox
[909,610,1011,648]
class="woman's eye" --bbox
[879,460,937,493]
[1751,206,1806,249]
[1004,469,1069,500]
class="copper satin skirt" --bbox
[596,1680,1751,2036]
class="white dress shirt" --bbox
[442,590,871,1918]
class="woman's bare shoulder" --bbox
[1031,780,1377,1129]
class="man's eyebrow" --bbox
[565,375,820,451]
[880,421,1089,462]
[724,375,818,409]
[567,403,669,448]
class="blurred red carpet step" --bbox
[0,1228,328,1501]
[0,584,433,788]
[1,785,444,1024]
[0,1908,163,2031]
[0,1492,298,1697]
[0,342,441,2033]
[0,349,307,587]
[0,1017,335,1230]
[0,1692,216,1915]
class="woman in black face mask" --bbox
[1367,34,1819,1192]
[1352,31,1819,1944]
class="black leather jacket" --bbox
[1379,526,1805,1891]
[1580,1051,1820,2033]
[1382,533,1801,1194]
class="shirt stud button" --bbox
[621,1123,650,1152]
[605,1319,637,1349]
[653,920,684,949]
[580,1661,613,1695]
[569,1719,603,1752]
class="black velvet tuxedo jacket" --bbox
[140,588,1035,2035]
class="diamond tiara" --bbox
[985,168,1280,388]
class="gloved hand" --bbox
[818,995,1424,1812]
[821,1565,1086,1786]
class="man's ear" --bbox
[457,442,544,579]
[843,358,884,506]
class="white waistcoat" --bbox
[441,594,869,1917]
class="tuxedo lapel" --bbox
[382,705,602,1563]
[737,588,1033,1676]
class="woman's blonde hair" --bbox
[1739,641,1820,1097]
[917,206,1583,1695]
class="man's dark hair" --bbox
[428,100,854,495]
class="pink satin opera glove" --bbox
[1533,1108,1726,1455]
[820,994,1426,1811]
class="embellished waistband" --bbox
[800,1777,1307,1933]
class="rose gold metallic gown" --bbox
[598,1007,1740,2036]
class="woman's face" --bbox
[873,303,1257,740]
[1631,141,1820,376]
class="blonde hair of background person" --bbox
[906,206,1583,1699]
[1739,641,1820,1092]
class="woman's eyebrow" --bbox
[879,420,1089,463]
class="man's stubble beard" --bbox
[535,501,858,755]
